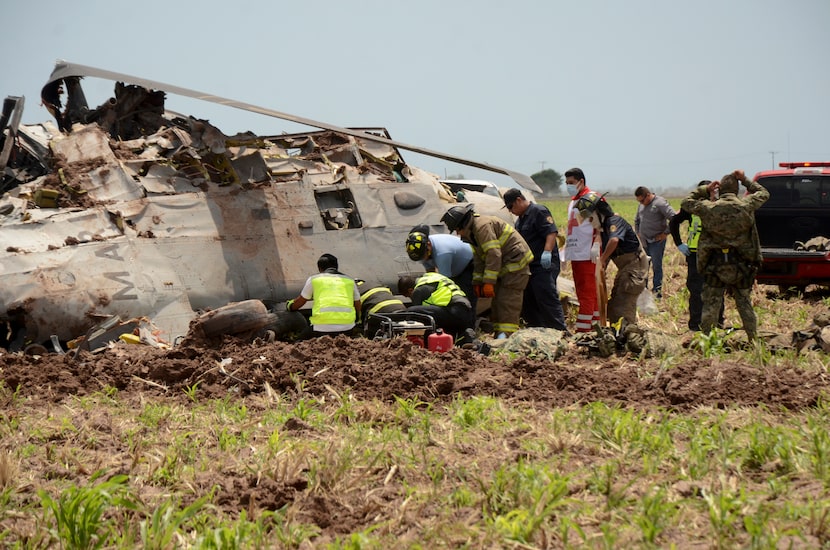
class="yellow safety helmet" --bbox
[406,231,429,261]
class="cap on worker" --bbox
[502,188,524,209]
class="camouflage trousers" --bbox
[608,250,649,326]
[701,285,756,338]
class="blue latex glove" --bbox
[677,243,691,257]
[540,250,552,269]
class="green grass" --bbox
[541,196,682,229]
[4,391,830,548]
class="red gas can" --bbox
[428,329,453,352]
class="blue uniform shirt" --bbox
[423,234,473,277]
[515,202,559,272]
[601,214,640,256]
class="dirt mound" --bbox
[1,336,827,412]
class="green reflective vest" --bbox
[688,214,702,251]
[415,272,465,307]
[310,273,357,327]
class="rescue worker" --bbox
[405,224,476,322]
[441,203,532,338]
[286,253,361,338]
[669,181,724,332]
[575,192,648,326]
[397,273,474,342]
[357,281,406,339]
[564,167,601,332]
[502,188,568,332]
[681,170,769,340]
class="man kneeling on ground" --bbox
[398,273,474,345]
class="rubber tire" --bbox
[197,300,274,337]
[264,308,309,337]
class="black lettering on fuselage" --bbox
[104,272,138,300]
[95,244,124,262]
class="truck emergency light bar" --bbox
[779,162,830,168]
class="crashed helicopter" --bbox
[0,61,542,350]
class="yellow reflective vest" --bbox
[687,214,702,251]
[414,272,466,307]
[310,273,357,327]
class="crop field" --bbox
[1,196,830,548]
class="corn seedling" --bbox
[449,395,502,429]
[690,327,734,358]
[703,481,746,547]
[183,381,200,402]
[634,487,676,545]
[38,471,138,550]
[140,495,212,549]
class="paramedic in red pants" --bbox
[563,167,600,333]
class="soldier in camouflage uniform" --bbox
[680,170,769,339]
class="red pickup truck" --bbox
[753,162,830,291]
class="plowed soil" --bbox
[2,334,827,412]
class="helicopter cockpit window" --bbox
[315,188,362,230]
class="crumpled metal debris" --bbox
[793,236,830,252]
[489,328,568,360]
[791,310,830,353]
[0,61,548,350]
[572,321,680,358]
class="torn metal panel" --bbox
[51,124,115,163]
[132,163,197,194]
[0,96,24,172]
[229,150,270,184]
[0,207,122,250]
[43,61,542,193]
[50,125,144,202]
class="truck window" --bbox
[794,177,821,205]
[758,175,829,207]
[760,176,792,207]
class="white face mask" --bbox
[566,184,578,196]
[590,216,601,230]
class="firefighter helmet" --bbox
[441,203,475,232]
[405,231,429,261]
[575,192,612,222]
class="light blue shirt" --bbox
[423,234,473,277]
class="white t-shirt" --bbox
[563,198,595,262]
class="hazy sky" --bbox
[2,0,828,193]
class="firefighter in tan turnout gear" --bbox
[441,204,532,338]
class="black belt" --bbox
[614,248,643,260]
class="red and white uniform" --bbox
[565,188,600,332]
